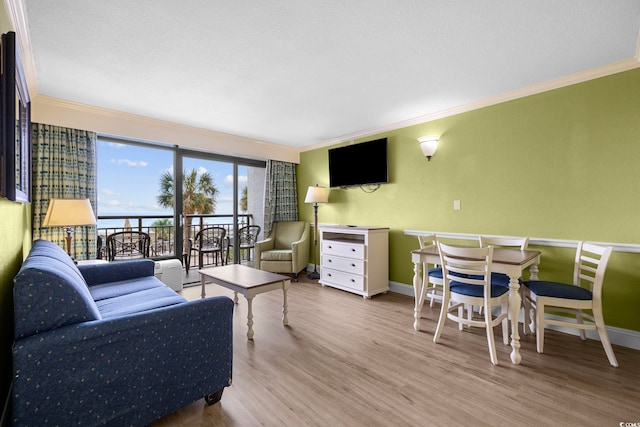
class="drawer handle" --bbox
[350,279,355,283]
[351,248,356,252]
[351,263,356,267]
[327,273,332,277]
[328,245,332,249]
[328,259,332,263]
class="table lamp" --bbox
[304,185,328,280]
[42,198,97,257]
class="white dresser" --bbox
[318,225,389,298]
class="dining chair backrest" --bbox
[573,242,612,300]
[417,234,437,250]
[438,242,494,299]
[479,235,528,250]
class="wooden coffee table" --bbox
[199,264,291,340]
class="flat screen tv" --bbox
[328,138,388,188]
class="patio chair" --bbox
[235,225,261,262]
[106,231,151,261]
[188,227,228,270]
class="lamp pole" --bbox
[304,185,328,280]
[308,201,321,280]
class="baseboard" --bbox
[389,281,640,351]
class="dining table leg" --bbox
[508,274,522,364]
[413,261,424,330]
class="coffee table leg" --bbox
[234,291,238,304]
[200,275,206,299]
[282,282,289,326]
[246,296,254,340]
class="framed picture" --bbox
[1,31,31,203]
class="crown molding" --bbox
[5,0,37,95]
[302,56,640,152]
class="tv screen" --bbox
[328,138,388,188]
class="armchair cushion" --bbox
[261,250,293,262]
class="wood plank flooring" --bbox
[149,276,640,427]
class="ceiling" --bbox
[17,1,640,149]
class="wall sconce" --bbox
[418,136,438,161]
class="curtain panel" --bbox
[263,160,299,237]
[31,123,98,260]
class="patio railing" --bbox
[97,213,255,261]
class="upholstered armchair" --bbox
[254,221,310,280]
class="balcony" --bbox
[97,213,258,284]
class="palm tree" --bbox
[151,218,173,240]
[240,186,248,224]
[157,169,218,250]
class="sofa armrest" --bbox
[78,259,155,286]
[12,296,234,426]
[254,234,275,265]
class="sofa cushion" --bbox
[91,276,187,318]
[261,249,293,261]
[14,240,102,339]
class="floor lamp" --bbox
[42,198,97,260]
[305,185,328,280]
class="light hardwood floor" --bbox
[149,276,640,427]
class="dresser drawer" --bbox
[322,240,365,259]
[321,255,365,275]
[321,268,365,291]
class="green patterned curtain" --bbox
[31,123,98,260]
[263,160,299,237]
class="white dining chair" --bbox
[416,234,444,307]
[478,236,529,287]
[474,236,529,325]
[433,242,509,365]
[522,241,618,367]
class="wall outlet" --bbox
[453,200,461,211]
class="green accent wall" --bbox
[298,68,640,333]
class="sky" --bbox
[97,140,248,219]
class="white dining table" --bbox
[411,246,541,364]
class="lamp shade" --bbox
[42,199,97,227]
[418,136,438,159]
[304,185,328,204]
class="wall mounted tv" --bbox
[328,138,388,188]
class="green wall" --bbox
[298,68,640,333]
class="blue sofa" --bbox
[12,239,234,426]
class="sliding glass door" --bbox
[97,138,176,260]
[97,137,265,267]
[180,151,266,267]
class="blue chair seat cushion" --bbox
[524,280,592,300]
[469,272,520,287]
[428,267,464,279]
[449,282,510,298]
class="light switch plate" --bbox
[453,200,461,211]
